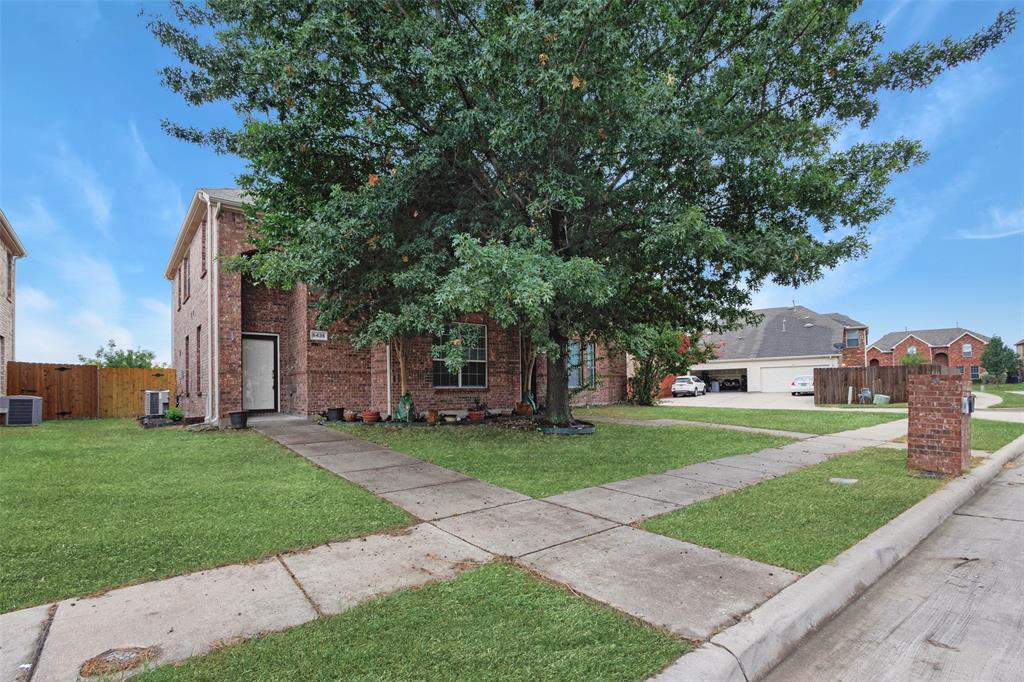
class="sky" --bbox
[1,1,1022,366]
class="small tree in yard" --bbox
[78,340,158,369]
[151,1,1014,425]
[980,336,1016,382]
[620,325,714,406]
[900,352,928,366]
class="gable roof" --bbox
[868,328,991,351]
[201,187,247,206]
[0,207,27,257]
[164,188,249,279]
[704,306,865,360]
[1015,339,1024,347]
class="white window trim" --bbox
[432,323,488,389]
[962,343,973,358]
[845,329,860,348]
[907,345,917,355]
[970,365,980,380]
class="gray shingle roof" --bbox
[1016,338,1024,347]
[201,187,247,205]
[868,328,991,351]
[704,306,862,360]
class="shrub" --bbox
[164,406,184,421]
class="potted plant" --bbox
[466,398,488,422]
[343,410,358,422]
[425,409,440,425]
[228,410,248,429]
[361,409,382,423]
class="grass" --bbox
[975,382,1024,409]
[334,422,791,498]
[137,563,686,682]
[642,448,941,574]
[829,402,907,409]
[972,419,1024,452]
[0,419,409,613]
[577,405,905,435]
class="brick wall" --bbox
[866,347,893,367]
[0,242,14,396]
[875,334,987,378]
[216,208,248,417]
[907,373,971,476]
[534,343,628,408]
[840,328,867,367]
[170,213,212,418]
[941,334,987,377]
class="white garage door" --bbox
[759,366,821,393]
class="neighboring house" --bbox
[167,189,626,422]
[1,209,28,397]
[866,328,990,380]
[689,306,868,393]
[1015,338,1024,358]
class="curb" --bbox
[651,433,1024,682]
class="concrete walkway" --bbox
[2,416,907,681]
[764,464,1024,682]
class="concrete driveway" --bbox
[662,391,824,410]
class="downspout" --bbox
[211,200,223,424]
[205,199,215,421]
[385,342,393,417]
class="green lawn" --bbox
[0,420,409,613]
[137,563,685,682]
[335,423,791,498]
[975,382,1024,409]
[972,419,1024,452]
[577,405,905,435]
[642,448,941,574]
[828,402,908,409]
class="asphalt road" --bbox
[764,462,1024,682]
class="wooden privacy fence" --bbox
[6,362,176,420]
[813,364,953,405]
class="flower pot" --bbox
[325,407,344,422]
[514,402,533,416]
[361,410,381,423]
[228,410,248,429]
[343,411,358,422]
[425,409,439,425]
[466,410,486,421]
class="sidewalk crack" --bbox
[276,555,325,618]
[26,603,58,682]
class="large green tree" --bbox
[980,336,1017,381]
[151,0,1014,424]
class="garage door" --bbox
[759,366,821,393]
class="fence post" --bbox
[907,373,971,476]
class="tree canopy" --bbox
[151,0,1014,423]
[980,336,1017,380]
[78,339,159,368]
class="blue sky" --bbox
[1,1,1021,365]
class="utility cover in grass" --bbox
[135,564,687,681]
[642,448,941,574]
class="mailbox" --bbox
[962,394,976,415]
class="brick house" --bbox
[166,189,626,422]
[1,208,28,397]
[866,328,990,380]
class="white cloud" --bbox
[128,122,185,232]
[17,286,56,313]
[955,206,1024,241]
[53,140,113,238]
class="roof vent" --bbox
[804,322,814,328]
[781,318,787,332]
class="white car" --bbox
[790,375,814,396]
[671,375,706,397]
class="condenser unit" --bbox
[2,395,43,426]
[144,390,171,417]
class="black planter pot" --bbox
[228,410,248,429]
[325,407,344,422]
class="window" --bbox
[957,366,964,375]
[196,325,202,395]
[432,323,487,388]
[184,334,190,396]
[177,265,183,310]
[971,365,980,380]
[5,254,12,301]
[845,329,860,348]
[962,343,972,358]
[200,220,208,278]
[183,254,192,302]
[907,345,917,355]
[568,341,597,389]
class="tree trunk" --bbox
[520,334,536,403]
[544,333,573,425]
[393,338,408,396]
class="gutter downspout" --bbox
[205,199,215,421]
[211,201,223,424]
[385,342,393,417]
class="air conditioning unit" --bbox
[144,390,171,417]
[2,395,43,426]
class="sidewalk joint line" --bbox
[276,554,325,618]
[26,603,58,682]
[952,510,1023,523]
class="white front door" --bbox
[242,336,276,411]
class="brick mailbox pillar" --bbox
[907,374,971,476]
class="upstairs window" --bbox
[183,254,192,302]
[432,323,487,388]
[907,345,917,355]
[200,220,208,278]
[845,329,860,348]
[5,254,12,301]
[569,341,597,389]
[962,343,973,358]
